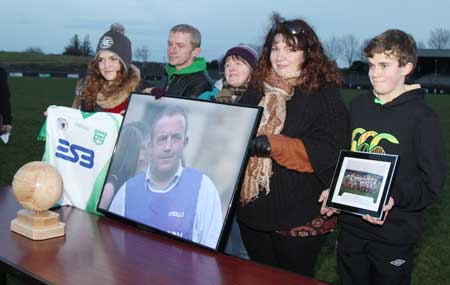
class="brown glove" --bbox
[267,134,313,173]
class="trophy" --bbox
[10,161,65,240]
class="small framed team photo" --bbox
[326,150,398,219]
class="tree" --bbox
[323,36,342,63]
[135,46,150,62]
[428,28,450,49]
[24,47,44,54]
[349,60,369,73]
[416,40,427,49]
[80,35,93,57]
[63,34,82,56]
[63,34,92,56]
[356,38,371,62]
[341,34,359,67]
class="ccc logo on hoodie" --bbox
[351,128,399,154]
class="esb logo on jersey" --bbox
[55,138,95,169]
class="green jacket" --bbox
[161,57,212,98]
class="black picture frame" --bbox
[326,150,398,219]
[97,93,262,251]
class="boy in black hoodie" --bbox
[320,29,447,284]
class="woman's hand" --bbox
[249,135,271,157]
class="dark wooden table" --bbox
[0,187,328,285]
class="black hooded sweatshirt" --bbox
[340,87,447,245]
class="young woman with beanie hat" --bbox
[199,44,258,103]
[39,24,142,217]
[72,23,141,114]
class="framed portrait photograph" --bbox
[326,150,398,219]
[97,93,262,251]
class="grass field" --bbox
[1,78,449,284]
[0,51,91,65]
[0,51,91,74]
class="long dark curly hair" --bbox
[250,13,342,93]
[79,57,129,111]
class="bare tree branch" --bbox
[356,38,370,62]
[324,36,343,63]
[135,46,150,62]
[80,35,93,57]
[428,28,450,49]
[341,34,359,66]
[416,40,427,49]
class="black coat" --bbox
[160,71,212,98]
[0,67,12,125]
[237,85,350,231]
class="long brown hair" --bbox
[250,13,342,93]
[79,57,130,111]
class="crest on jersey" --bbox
[57,117,68,130]
[93,129,107,145]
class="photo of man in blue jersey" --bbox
[109,105,223,248]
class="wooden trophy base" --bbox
[11,209,65,240]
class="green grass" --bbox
[0,51,91,65]
[1,78,449,284]
[0,78,77,184]
[0,51,91,73]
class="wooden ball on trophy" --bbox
[10,161,65,240]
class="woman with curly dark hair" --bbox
[72,23,141,114]
[237,14,350,277]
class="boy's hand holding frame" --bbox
[362,197,394,225]
[319,189,395,224]
[318,189,340,217]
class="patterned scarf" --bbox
[215,79,248,103]
[241,69,300,204]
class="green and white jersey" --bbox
[40,106,122,214]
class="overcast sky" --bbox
[1,0,449,65]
